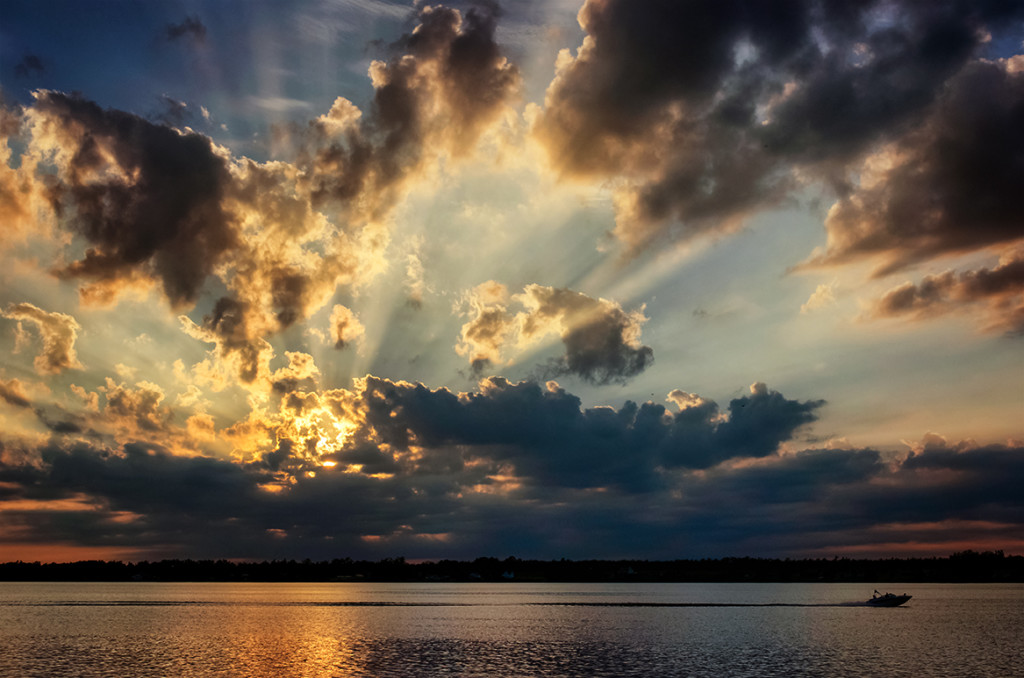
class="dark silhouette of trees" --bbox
[0,551,1020,582]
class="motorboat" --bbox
[866,590,912,607]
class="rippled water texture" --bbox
[1,582,1021,677]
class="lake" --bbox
[1,582,1021,676]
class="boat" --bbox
[866,590,912,607]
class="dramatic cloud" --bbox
[4,1,524,388]
[296,3,520,217]
[1,373,1017,559]
[103,372,821,492]
[1,302,82,374]
[869,250,1024,334]
[65,2,523,386]
[352,376,821,484]
[458,282,652,383]
[806,58,1024,274]
[849,435,1024,532]
[26,91,237,308]
[686,447,886,519]
[189,158,378,384]
[522,285,653,384]
[534,0,1024,253]
[12,373,819,505]
[0,0,1020,563]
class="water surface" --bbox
[1,582,1020,676]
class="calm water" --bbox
[1,582,1021,677]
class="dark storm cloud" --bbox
[165,15,207,44]
[335,443,402,476]
[356,376,822,488]
[832,438,1024,529]
[0,437,457,558]
[672,441,1024,555]
[0,387,1021,559]
[692,447,885,506]
[807,59,1024,274]
[555,318,652,384]
[33,91,237,308]
[902,437,1024,477]
[663,382,825,468]
[869,251,1024,334]
[524,286,653,385]
[535,0,1024,253]
[299,2,519,213]
[0,440,267,552]
[0,437,1004,559]
[405,2,518,153]
[14,54,46,78]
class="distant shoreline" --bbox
[1,550,1020,583]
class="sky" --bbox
[0,0,1022,563]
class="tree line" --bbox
[0,550,1019,582]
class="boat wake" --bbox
[13,600,901,608]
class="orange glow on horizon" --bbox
[0,542,146,564]
[809,539,1024,559]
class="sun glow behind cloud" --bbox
[0,0,1022,563]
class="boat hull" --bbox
[866,594,912,607]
